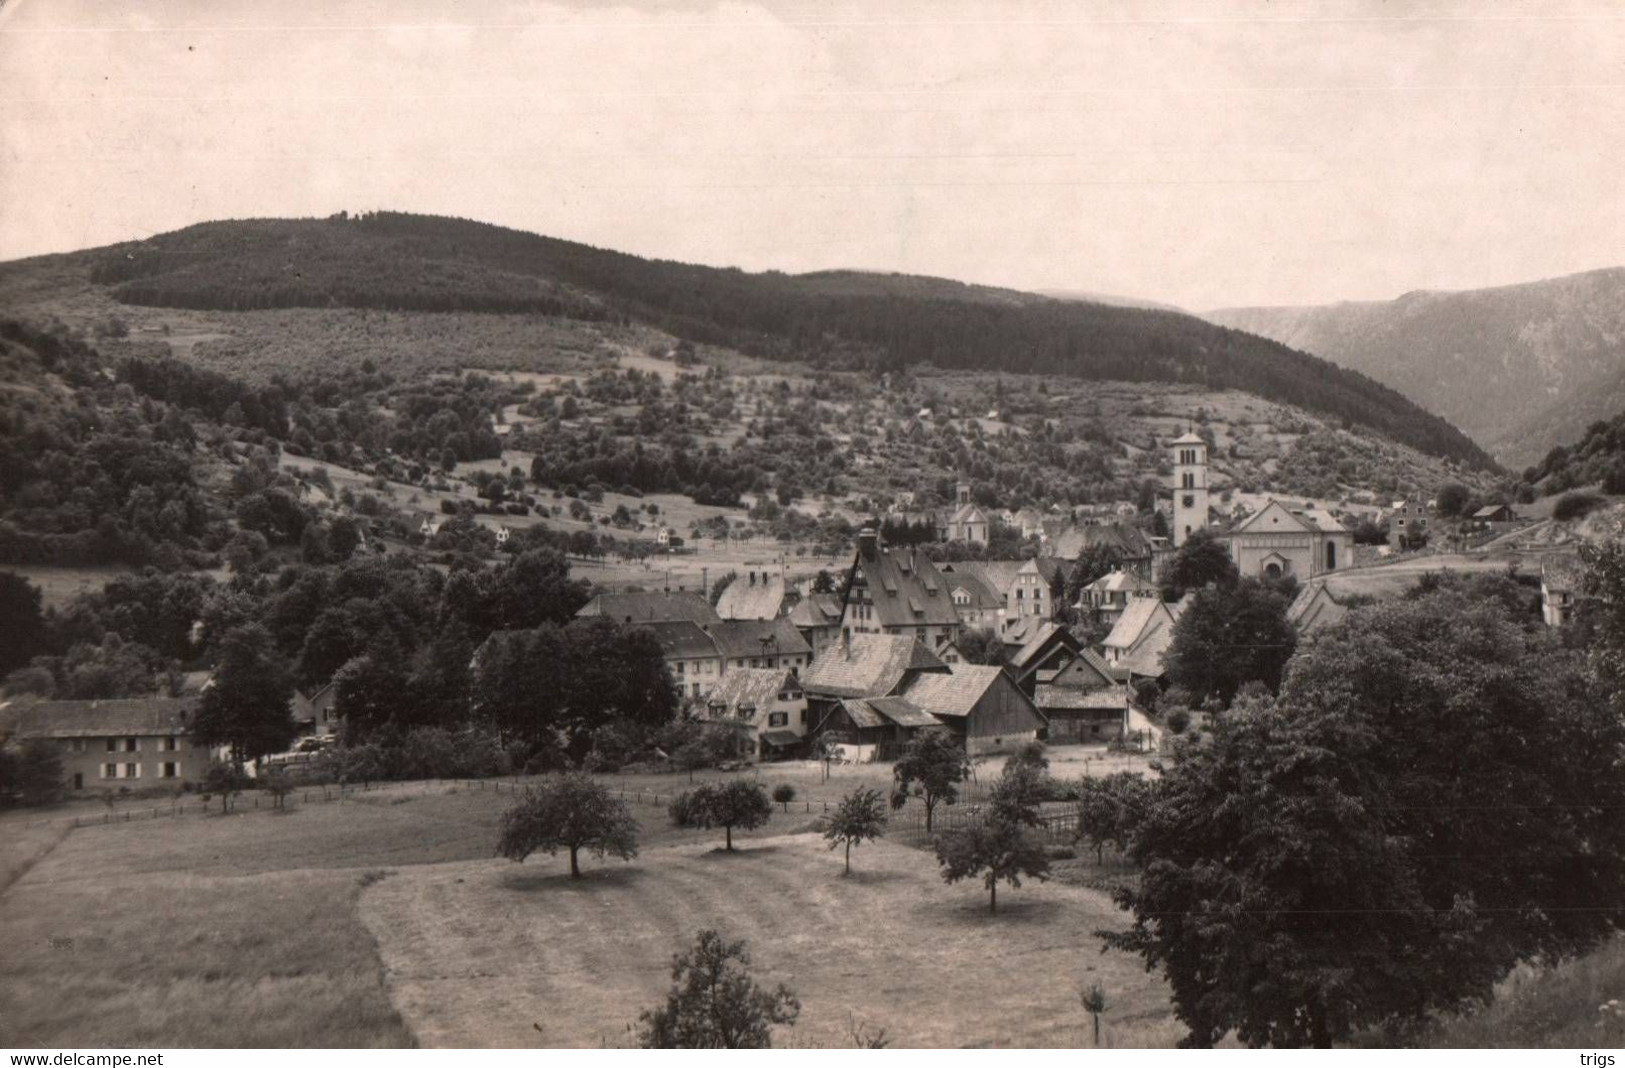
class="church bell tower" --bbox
[1171,431,1210,548]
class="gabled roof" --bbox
[636,619,721,660]
[1473,504,1513,519]
[1034,684,1131,712]
[1229,500,1347,537]
[1052,648,1117,690]
[1287,582,1350,635]
[946,570,1002,610]
[1075,522,1156,559]
[941,560,1025,599]
[577,590,721,626]
[903,663,1006,718]
[709,617,811,660]
[1083,568,1158,596]
[949,501,990,525]
[848,539,961,629]
[1102,598,1179,679]
[788,592,843,628]
[3,697,197,738]
[699,668,799,721]
[1007,622,1082,674]
[837,695,942,731]
[714,575,790,621]
[1171,430,1206,445]
[802,634,948,699]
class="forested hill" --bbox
[49,211,1492,468]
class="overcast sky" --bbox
[2,0,1621,309]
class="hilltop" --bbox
[0,211,1493,470]
[1206,267,1625,467]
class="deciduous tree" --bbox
[670,779,773,851]
[891,730,971,832]
[497,772,639,878]
[934,816,1050,914]
[823,786,888,875]
[638,930,799,1048]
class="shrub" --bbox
[771,784,796,812]
[1554,492,1606,522]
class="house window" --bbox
[105,738,117,753]
[160,736,178,752]
[123,737,138,752]
[675,661,685,674]
[799,709,808,724]
[71,739,86,753]
[125,762,140,779]
[101,763,117,779]
[161,762,180,779]
[768,712,788,727]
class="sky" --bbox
[1,0,1622,310]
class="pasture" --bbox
[0,756,1171,1049]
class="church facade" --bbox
[1223,500,1352,581]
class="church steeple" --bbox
[1170,430,1210,548]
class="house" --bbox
[1541,553,1587,627]
[1222,500,1351,581]
[493,524,512,546]
[1075,568,1160,625]
[1101,598,1181,680]
[656,527,676,547]
[715,570,793,621]
[944,568,1005,631]
[1033,685,1132,744]
[837,528,963,649]
[787,591,844,659]
[801,633,951,740]
[0,697,213,791]
[709,617,812,675]
[945,483,991,544]
[291,683,341,739]
[1004,622,1083,695]
[1033,647,1129,743]
[1388,497,1430,550]
[418,517,441,538]
[1063,522,1157,576]
[576,590,721,627]
[1472,503,1517,527]
[1007,557,1062,630]
[640,620,727,699]
[1012,507,1046,539]
[1286,581,1349,637]
[697,668,808,760]
[940,559,1023,618]
[902,663,1047,755]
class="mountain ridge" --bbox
[0,210,1494,470]
[1205,266,1625,467]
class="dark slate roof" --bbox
[1053,648,1117,690]
[802,634,948,699]
[1007,622,1081,673]
[3,697,197,738]
[848,539,961,629]
[637,620,722,659]
[577,590,721,626]
[865,696,944,729]
[709,617,811,660]
[903,663,1005,718]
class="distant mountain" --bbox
[0,211,1494,469]
[1205,268,1625,467]
[1037,289,1185,313]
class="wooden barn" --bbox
[902,664,1047,755]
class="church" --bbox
[1169,431,1352,581]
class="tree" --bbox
[670,779,773,851]
[989,759,1048,828]
[1162,529,1238,596]
[823,786,888,875]
[497,772,639,878]
[1081,983,1108,1047]
[638,930,800,1048]
[956,626,1009,667]
[1162,578,1296,707]
[1106,589,1625,1047]
[0,572,45,678]
[1434,480,1470,517]
[771,783,796,812]
[202,762,249,814]
[891,730,971,832]
[0,739,64,806]
[190,624,296,769]
[934,816,1050,914]
[1075,772,1152,863]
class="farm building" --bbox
[1101,598,1180,681]
[902,663,1046,755]
[1004,622,1083,695]
[709,617,812,675]
[801,633,951,754]
[1033,684,1131,743]
[1,697,213,791]
[1287,581,1350,637]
